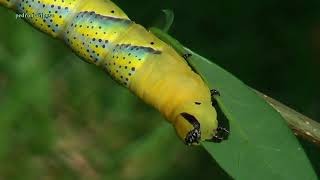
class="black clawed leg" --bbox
[216,126,230,141]
[212,135,224,142]
[210,89,220,107]
[217,127,229,134]
[182,53,192,60]
[206,135,223,143]
[206,126,230,143]
[210,89,220,97]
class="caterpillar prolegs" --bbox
[0,0,225,145]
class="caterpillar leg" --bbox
[211,89,220,107]
[217,127,229,136]
[210,89,221,97]
[206,127,229,143]
[182,53,192,60]
[180,113,201,146]
[209,89,229,143]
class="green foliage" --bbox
[151,9,175,33]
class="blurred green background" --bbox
[0,0,319,179]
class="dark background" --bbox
[0,0,319,179]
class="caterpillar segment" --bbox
[0,0,226,145]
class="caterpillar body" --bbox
[0,0,222,145]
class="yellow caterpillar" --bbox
[0,0,227,145]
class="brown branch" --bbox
[255,90,320,146]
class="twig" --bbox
[255,90,320,146]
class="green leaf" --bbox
[150,9,175,33]
[150,28,318,180]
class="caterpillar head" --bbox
[173,102,218,145]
